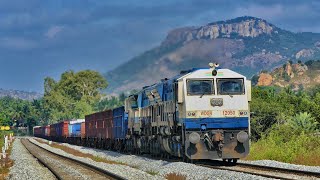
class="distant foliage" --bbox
[249,86,320,165]
[289,112,319,133]
[43,70,108,123]
[250,86,320,140]
[94,95,124,111]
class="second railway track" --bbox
[21,138,126,180]
[198,160,320,180]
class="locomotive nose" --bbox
[237,131,249,143]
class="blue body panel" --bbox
[183,117,249,129]
[69,123,82,137]
[113,106,128,139]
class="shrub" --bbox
[289,112,319,134]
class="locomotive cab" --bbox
[178,64,251,161]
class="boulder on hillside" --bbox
[257,73,273,86]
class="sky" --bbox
[0,0,320,93]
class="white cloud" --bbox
[45,26,64,39]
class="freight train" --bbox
[34,63,251,163]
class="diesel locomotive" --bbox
[34,63,251,163]
[124,63,251,163]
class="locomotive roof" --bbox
[132,68,245,96]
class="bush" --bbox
[247,111,320,166]
[289,112,319,134]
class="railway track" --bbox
[31,137,320,179]
[21,138,126,180]
[197,160,320,179]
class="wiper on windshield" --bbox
[200,87,210,98]
[227,93,233,98]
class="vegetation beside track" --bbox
[246,86,320,166]
[0,131,14,178]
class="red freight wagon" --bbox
[33,126,41,137]
[45,125,50,137]
[85,110,113,139]
[105,110,113,139]
[81,122,85,139]
[40,126,46,138]
[50,121,69,142]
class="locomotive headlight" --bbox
[237,131,249,143]
[212,69,217,76]
[189,132,200,144]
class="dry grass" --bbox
[245,134,320,166]
[0,139,14,180]
[146,170,159,176]
[165,173,186,180]
[35,139,126,165]
[292,151,320,166]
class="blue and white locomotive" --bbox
[124,63,251,162]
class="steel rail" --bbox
[32,137,320,179]
[21,138,126,180]
[197,160,320,180]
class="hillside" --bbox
[105,16,320,93]
[0,88,42,101]
[256,60,320,90]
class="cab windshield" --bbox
[217,78,244,95]
[187,79,214,95]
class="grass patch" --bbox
[165,173,186,180]
[34,139,127,165]
[146,170,158,176]
[245,128,320,166]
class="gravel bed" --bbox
[239,160,320,173]
[6,139,56,180]
[29,138,159,180]
[32,138,268,180]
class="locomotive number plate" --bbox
[223,110,236,117]
[200,111,212,117]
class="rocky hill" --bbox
[105,16,320,93]
[255,60,320,90]
[0,88,42,101]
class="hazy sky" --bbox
[0,0,320,92]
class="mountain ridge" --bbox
[0,88,42,101]
[105,16,320,94]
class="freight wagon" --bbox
[50,121,69,142]
[113,106,128,151]
[85,110,113,149]
[33,126,41,137]
[67,119,85,145]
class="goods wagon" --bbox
[85,110,113,148]
[50,121,69,142]
[33,126,41,137]
[67,119,85,145]
[113,106,128,139]
[39,126,46,138]
[81,122,85,138]
[45,125,50,137]
[68,119,85,137]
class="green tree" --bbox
[42,70,107,123]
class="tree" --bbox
[42,70,107,123]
